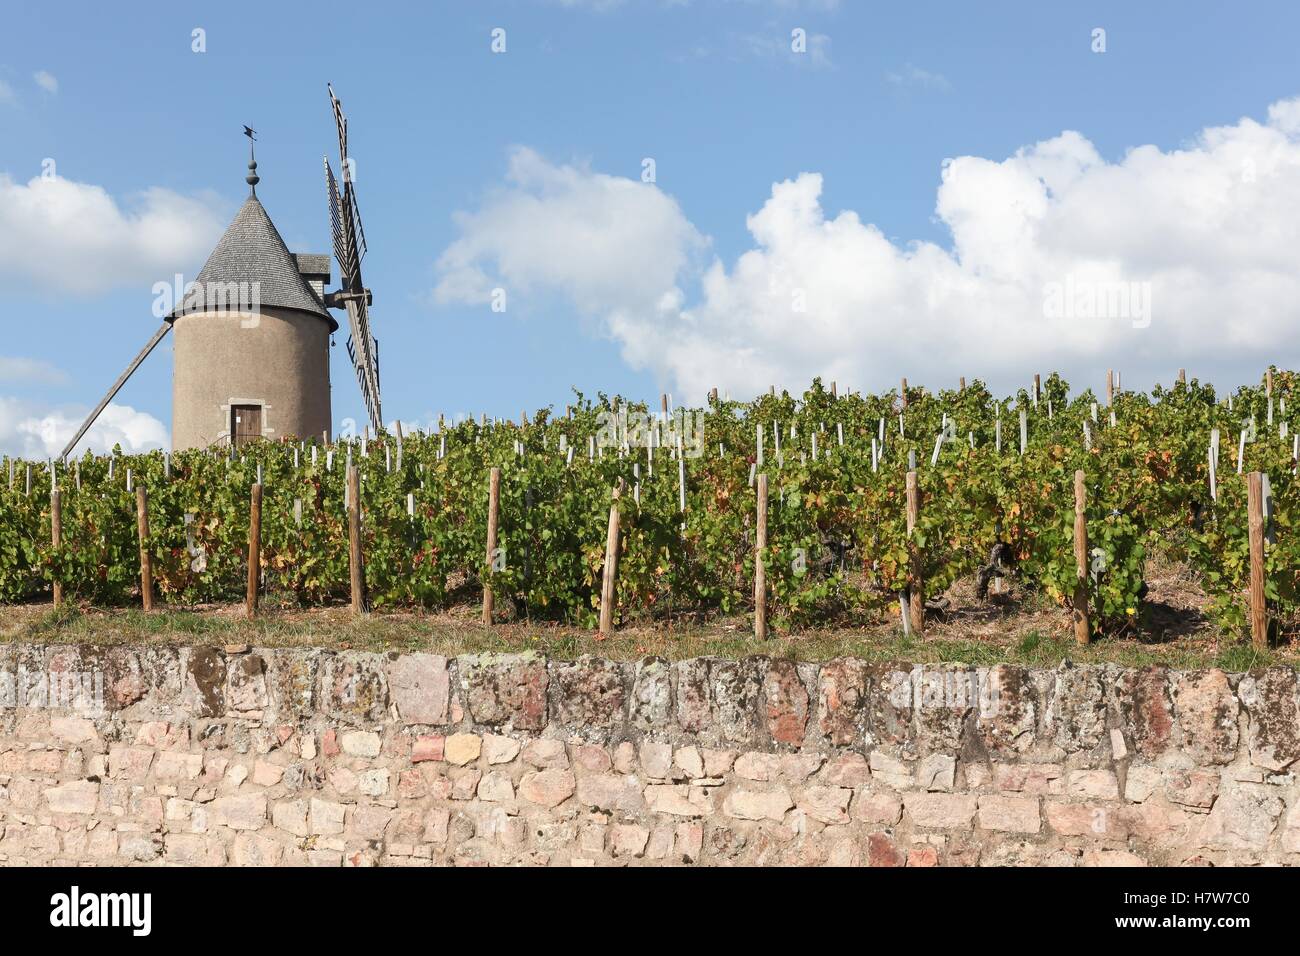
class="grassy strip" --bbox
[0,603,1287,670]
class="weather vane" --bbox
[244,125,259,193]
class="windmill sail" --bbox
[324,160,356,286]
[344,298,382,429]
[325,84,382,433]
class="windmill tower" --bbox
[60,87,383,458]
[169,138,336,450]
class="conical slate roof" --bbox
[170,194,337,331]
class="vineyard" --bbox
[2,371,1298,647]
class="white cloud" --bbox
[1268,98,1300,135]
[741,29,833,69]
[551,0,625,8]
[33,70,58,94]
[435,146,708,316]
[0,173,225,296]
[0,356,69,386]
[0,79,16,106]
[885,63,951,92]
[733,0,841,8]
[0,397,167,458]
[549,0,839,8]
[434,96,1300,399]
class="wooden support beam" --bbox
[61,323,172,461]
[906,470,923,634]
[1247,471,1268,649]
[246,483,262,618]
[51,489,62,609]
[483,467,501,625]
[599,482,623,636]
[1072,470,1090,645]
[348,464,366,615]
[755,473,768,641]
[136,485,153,612]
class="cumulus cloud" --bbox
[33,70,57,94]
[0,356,69,386]
[0,173,225,296]
[0,79,15,106]
[0,397,167,458]
[434,96,1300,399]
[434,146,708,316]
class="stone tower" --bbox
[169,160,335,451]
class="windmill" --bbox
[59,85,384,460]
[324,83,382,435]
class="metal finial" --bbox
[243,126,259,193]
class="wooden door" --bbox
[231,405,263,447]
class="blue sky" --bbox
[3,1,1300,453]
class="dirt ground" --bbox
[0,556,1288,670]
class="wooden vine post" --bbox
[50,488,62,609]
[483,466,501,625]
[1072,470,1090,645]
[1178,368,1186,384]
[136,485,153,612]
[900,377,909,410]
[755,473,768,641]
[1106,369,1114,406]
[347,463,366,615]
[906,469,924,633]
[1247,471,1267,649]
[599,481,623,636]
[246,482,262,618]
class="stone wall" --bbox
[1,644,1297,866]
